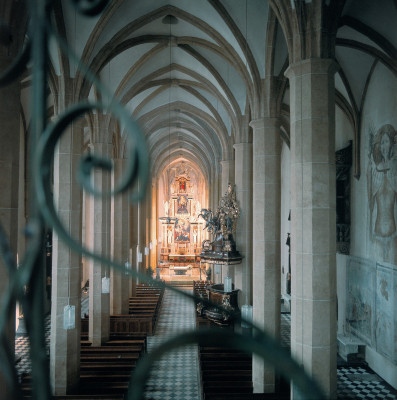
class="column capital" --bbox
[233,142,252,151]
[249,117,279,130]
[284,58,339,79]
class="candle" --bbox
[125,261,131,275]
[224,276,232,292]
[241,304,253,328]
[63,305,75,330]
[101,277,110,294]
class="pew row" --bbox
[199,345,254,400]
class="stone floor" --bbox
[15,289,397,399]
[143,288,200,400]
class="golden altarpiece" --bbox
[158,164,205,277]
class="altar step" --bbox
[166,280,194,289]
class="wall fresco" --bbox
[346,257,397,364]
[366,123,397,264]
[375,262,395,363]
[346,257,375,345]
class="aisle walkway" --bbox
[144,288,200,400]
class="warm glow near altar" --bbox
[155,160,208,280]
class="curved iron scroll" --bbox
[0,1,325,399]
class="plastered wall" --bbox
[347,63,397,387]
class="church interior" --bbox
[0,0,397,399]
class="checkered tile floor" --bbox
[337,366,397,399]
[144,288,200,400]
[15,315,51,379]
[280,313,396,399]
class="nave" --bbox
[144,286,200,400]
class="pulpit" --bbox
[197,283,239,326]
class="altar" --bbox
[157,262,203,279]
[168,254,196,262]
[173,266,190,275]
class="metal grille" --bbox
[0,1,324,399]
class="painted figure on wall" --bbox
[174,219,190,242]
[367,124,397,261]
[179,178,186,193]
[177,194,188,214]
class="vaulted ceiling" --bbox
[11,0,397,181]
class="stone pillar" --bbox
[220,160,235,196]
[285,59,337,399]
[150,180,157,269]
[81,191,89,287]
[220,160,235,281]
[50,115,83,394]
[88,140,112,346]
[233,142,253,306]
[110,158,130,315]
[130,202,138,296]
[251,117,281,393]
[144,185,151,274]
[0,54,20,399]
[138,194,146,278]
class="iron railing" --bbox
[0,1,324,399]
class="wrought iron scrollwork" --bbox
[0,1,325,399]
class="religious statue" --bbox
[199,183,242,263]
[163,200,169,217]
[195,200,201,217]
[216,183,240,236]
[167,227,173,244]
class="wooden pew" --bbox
[82,314,155,336]
[110,315,154,335]
[198,345,254,400]
[77,339,144,397]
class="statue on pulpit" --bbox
[199,183,242,264]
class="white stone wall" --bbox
[334,100,354,336]
[348,63,397,388]
[335,106,354,151]
[351,63,397,266]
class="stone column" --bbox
[285,59,337,399]
[233,142,253,306]
[88,140,112,346]
[145,185,151,274]
[110,158,130,315]
[251,117,281,393]
[138,193,146,278]
[130,202,138,296]
[220,160,235,196]
[0,54,20,399]
[150,180,157,269]
[220,160,235,281]
[50,114,83,394]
